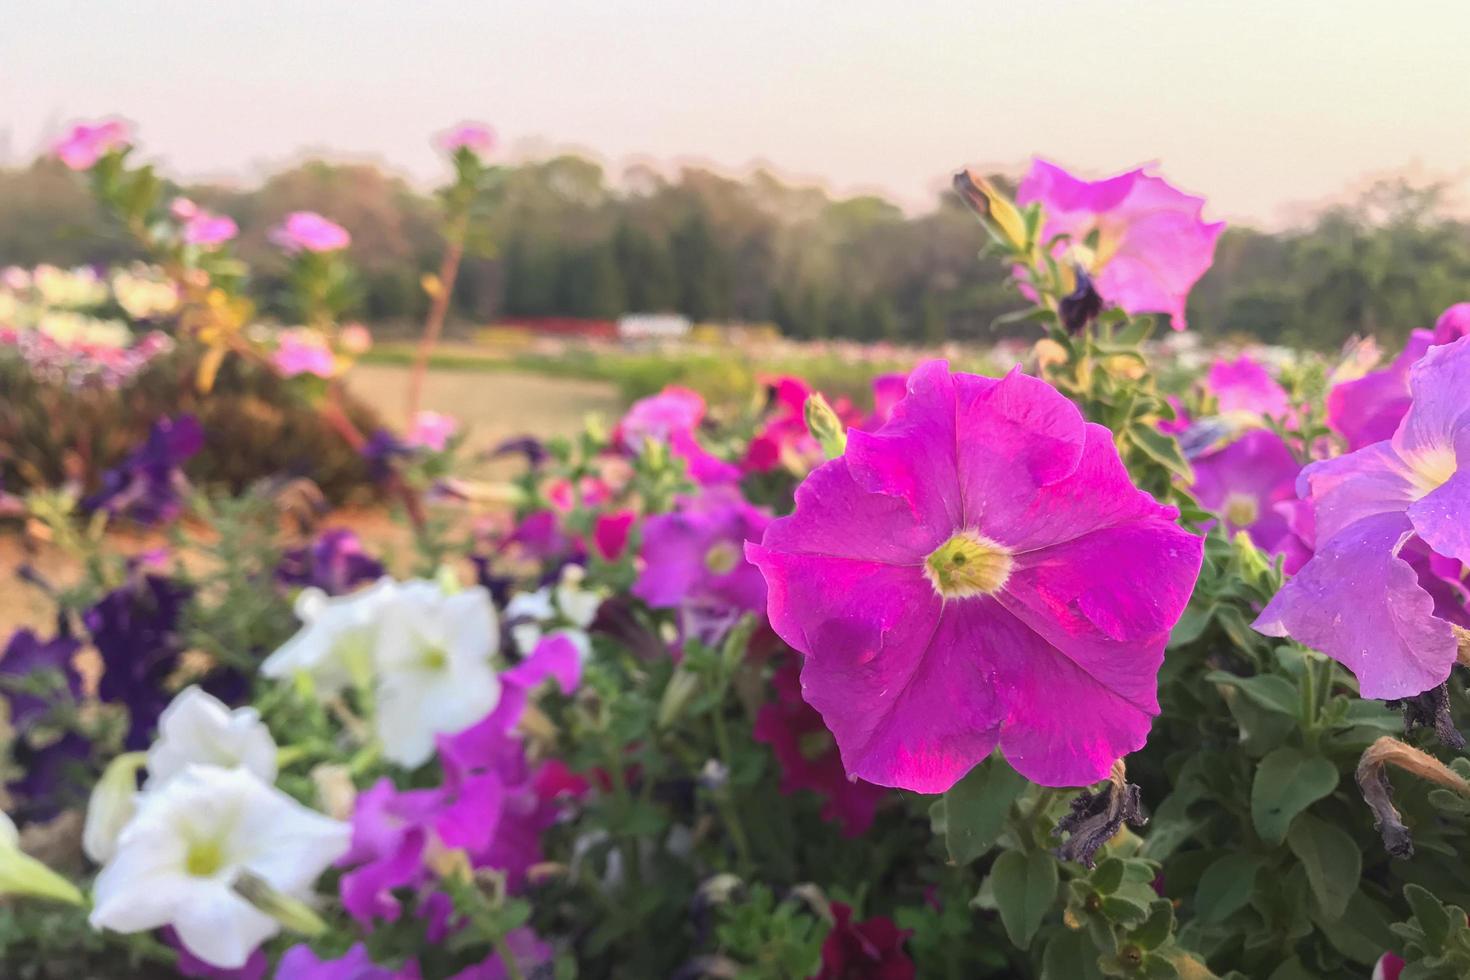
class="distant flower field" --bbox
[1,120,1469,980]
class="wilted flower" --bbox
[89,765,349,969]
[754,661,885,836]
[405,410,458,451]
[815,902,914,980]
[1016,158,1224,330]
[437,121,497,155]
[1255,336,1470,699]
[54,119,131,170]
[84,415,203,526]
[1191,429,1309,571]
[270,211,351,253]
[273,328,335,378]
[747,361,1202,791]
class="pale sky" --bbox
[4,0,1469,227]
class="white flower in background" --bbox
[147,687,278,787]
[262,579,394,696]
[506,565,602,656]
[374,582,500,767]
[505,587,556,653]
[556,564,603,629]
[90,765,349,968]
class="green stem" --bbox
[490,930,527,980]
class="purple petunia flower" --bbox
[0,629,82,733]
[1191,429,1309,572]
[1255,336,1470,699]
[276,942,407,979]
[754,660,885,836]
[361,429,413,483]
[84,415,203,526]
[746,361,1203,792]
[276,527,386,596]
[1016,159,1224,331]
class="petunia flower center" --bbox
[924,531,1013,600]
[1222,492,1259,529]
[1406,446,1458,499]
[704,540,740,575]
[417,645,450,672]
[185,838,226,878]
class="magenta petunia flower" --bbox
[1207,356,1291,420]
[406,410,459,451]
[54,120,131,171]
[1016,158,1224,330]
[1434,302,1470,345]
[1327,331,1433,451]
[593,509,636,561]
[275,943,401,980]
[742,376,857,474]
[754,660,885,836]
[634,487,771,630]
[273,328,335,378]
[618,386,739,485]
[868,372,909,428]
[746,361,1202,791]
[437,121,497,156]
[1255,336,1470,699]
[1191,429,1309,572]
[815,903,914,980]
[270,211,351,253]
[182,212,238,248]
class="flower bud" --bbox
[803,393,847,461]
[83,752,145,864]
[233,869,327,936]
[952,168,1029,252]
[0,813,84,906]
[657,667,702,730]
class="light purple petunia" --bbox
[1207,356,1290,420]
[747,361,1203,792]
[54,120,131,170]
[1191,429,1309,572]
[1255,335,1470,699]
[1016,159,1224,330]
[276,942,406,979]
[271,211,352,253]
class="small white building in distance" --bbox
[618,313,691,341]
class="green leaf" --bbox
[1286,814,1361,920]
[1266,956,1320,980]
[990,848,1059,949]
[1129,424,1194,483]
[1194,853,1264,924]
[941,756,1028,865]
[1131,900,1176,950]
[1092,857,1126,895]
[1205,672,1299,717]
[1251,747,1339,845]
[1041,928,1106,980]
[1404,883,1452,949]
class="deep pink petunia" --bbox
[753,660,885,836]
[1435,302,1470,345]
[747,361,1202,791]
[437,122,497,156]
[1191,429,1309,572]
[815,903,914,980]
[1327,331,1433,451]
[1207,356,1291,420]
[1016,158,1224,330]
[743,376,860,474]
[54,120,131,170]
[271,211,351,253]
[867,372,909,429]
[592,509,636,561]
[1372,953,1405,980]
[618,386,739,485]
[1255,336,1470,699]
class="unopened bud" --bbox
[0,813,84,906]
[658,668,702,729]
[803,393,847,461]
[953,168,1029,252]
[83,752,145,864]
[233,870,326,935]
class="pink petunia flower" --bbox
[754,660,885,836]
[868,372,909,428]
[618,386,740,485]
[182,212,238,248]
[1372,953,1405,980]
[593,509,637,561]
[53,120,131,171]
[1255,336,1470,699]
[1434,302,1470,345]
[815,903,914,980]
[270,211,351,253]
[170,197,199,221]
[1016,158,1224,330]
[746,361,1202,791]
[1207,356,1291,420]
[272,328,335,378]
[404,410,458,451]
[339,322,373,355]
[1327,331,1434,451]
[437,121,497,155]
[743,376,861,475]
[1191,429,1309,572]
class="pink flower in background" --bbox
[1327,331,1433,451]
[54,120,131,170]
[1434,302,1470,344]
[747,361,1202,791]
[437,121,497,155]
[743,376,857,474]
[618,386,740,485]
[1016,158,1224,330]
[635,487,771,622]
[1255,336,1470,699]
[593,510,637,561]
[182,212,238,248]
[1191,429,1309,571]
[170,197,199,221]
[406,411,458,451]
[815,903,914,980]
[1372,953,1405,980]
[273,328,335,378]
[1207,356,1291,419]
[271,211,351,253]
[339,322,374,355]
[867,372,909,428]
[754,660,885,836]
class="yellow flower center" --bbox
[1223,492,1260,529]
[185,839,225,878]
[924,531,1013,600]
[704,541,740,576]
[417,645,449,672]
[1406,446,1458,499]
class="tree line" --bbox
[1,154,1467,349]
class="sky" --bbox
[4,0,1469,228]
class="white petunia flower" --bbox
[555,564,603,629]
[147,687,278,788]
[374,582,500,767]
[261,578,395,695]
[89,765,349,969]
[505,586,555,653]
